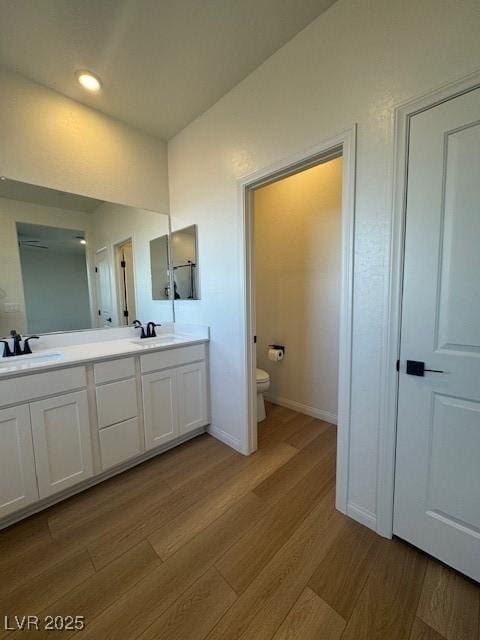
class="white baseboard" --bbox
[346,502,377,532]
[207,424,245,454]
[265,394,337,425]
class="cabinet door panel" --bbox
[30,391,93,498]
[142,370,178,449]
[0,405,38,517]
[177,363,207,434]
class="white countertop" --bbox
[0,329,209,378]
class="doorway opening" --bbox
[254,156,342,428]
[242,129,356,515]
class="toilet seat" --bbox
[256,368,270,384]
[256,369,270,422]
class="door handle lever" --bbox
[406,360,445,377]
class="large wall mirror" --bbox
[0,177,174,337]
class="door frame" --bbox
[239,126,357,515]
[377,69,480,537]
[94,246,114,328]
[114,236,137,326]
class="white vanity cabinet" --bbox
[0,339,209,526]
[0,368,93,515]
[142,363,207,449]
[30,391,93,499]
[141,344,208,449]
[0,405,38,518]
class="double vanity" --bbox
[0,175,206,528]
[0,325,209,527]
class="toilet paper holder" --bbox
[268,344,285,355]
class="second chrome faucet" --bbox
[133,320,161,339]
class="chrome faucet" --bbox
[10,330,23,356]
[132,320,161,339]
[0,340,12,358]
[0,330,40,357]
[24,336,39,354]
[132,320,147,339]
[146,322,161,338]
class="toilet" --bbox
[256,368,270,422]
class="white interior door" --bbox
[394,86,480,581]
[95,247,114,327]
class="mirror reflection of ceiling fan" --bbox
[18,238,49,250]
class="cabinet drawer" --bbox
[0,367,86,408]
[96,378,138,429]
[94,357,136,384]
[99,418,142,470]
[140,344,205,374]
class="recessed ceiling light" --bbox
[76,70,101,92]
[79,239,87,245]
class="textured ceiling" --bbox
[0,0,337,139]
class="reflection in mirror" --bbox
[17,222,90,333]
[171,225,199,300]
[150,235,171,300]
[0,177,173,337]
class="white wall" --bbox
[0,67,169,213]
[92,202,172,324]
[20,246,91,333]
[168,0,480,528]
[0,196,93,336]
[255,158,342,422]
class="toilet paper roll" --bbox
[268,348,284,362]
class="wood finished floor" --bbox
[0,402,479,640]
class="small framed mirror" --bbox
[171,224,199,300]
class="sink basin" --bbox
[130,334,186,347]
[0,351,64,369]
